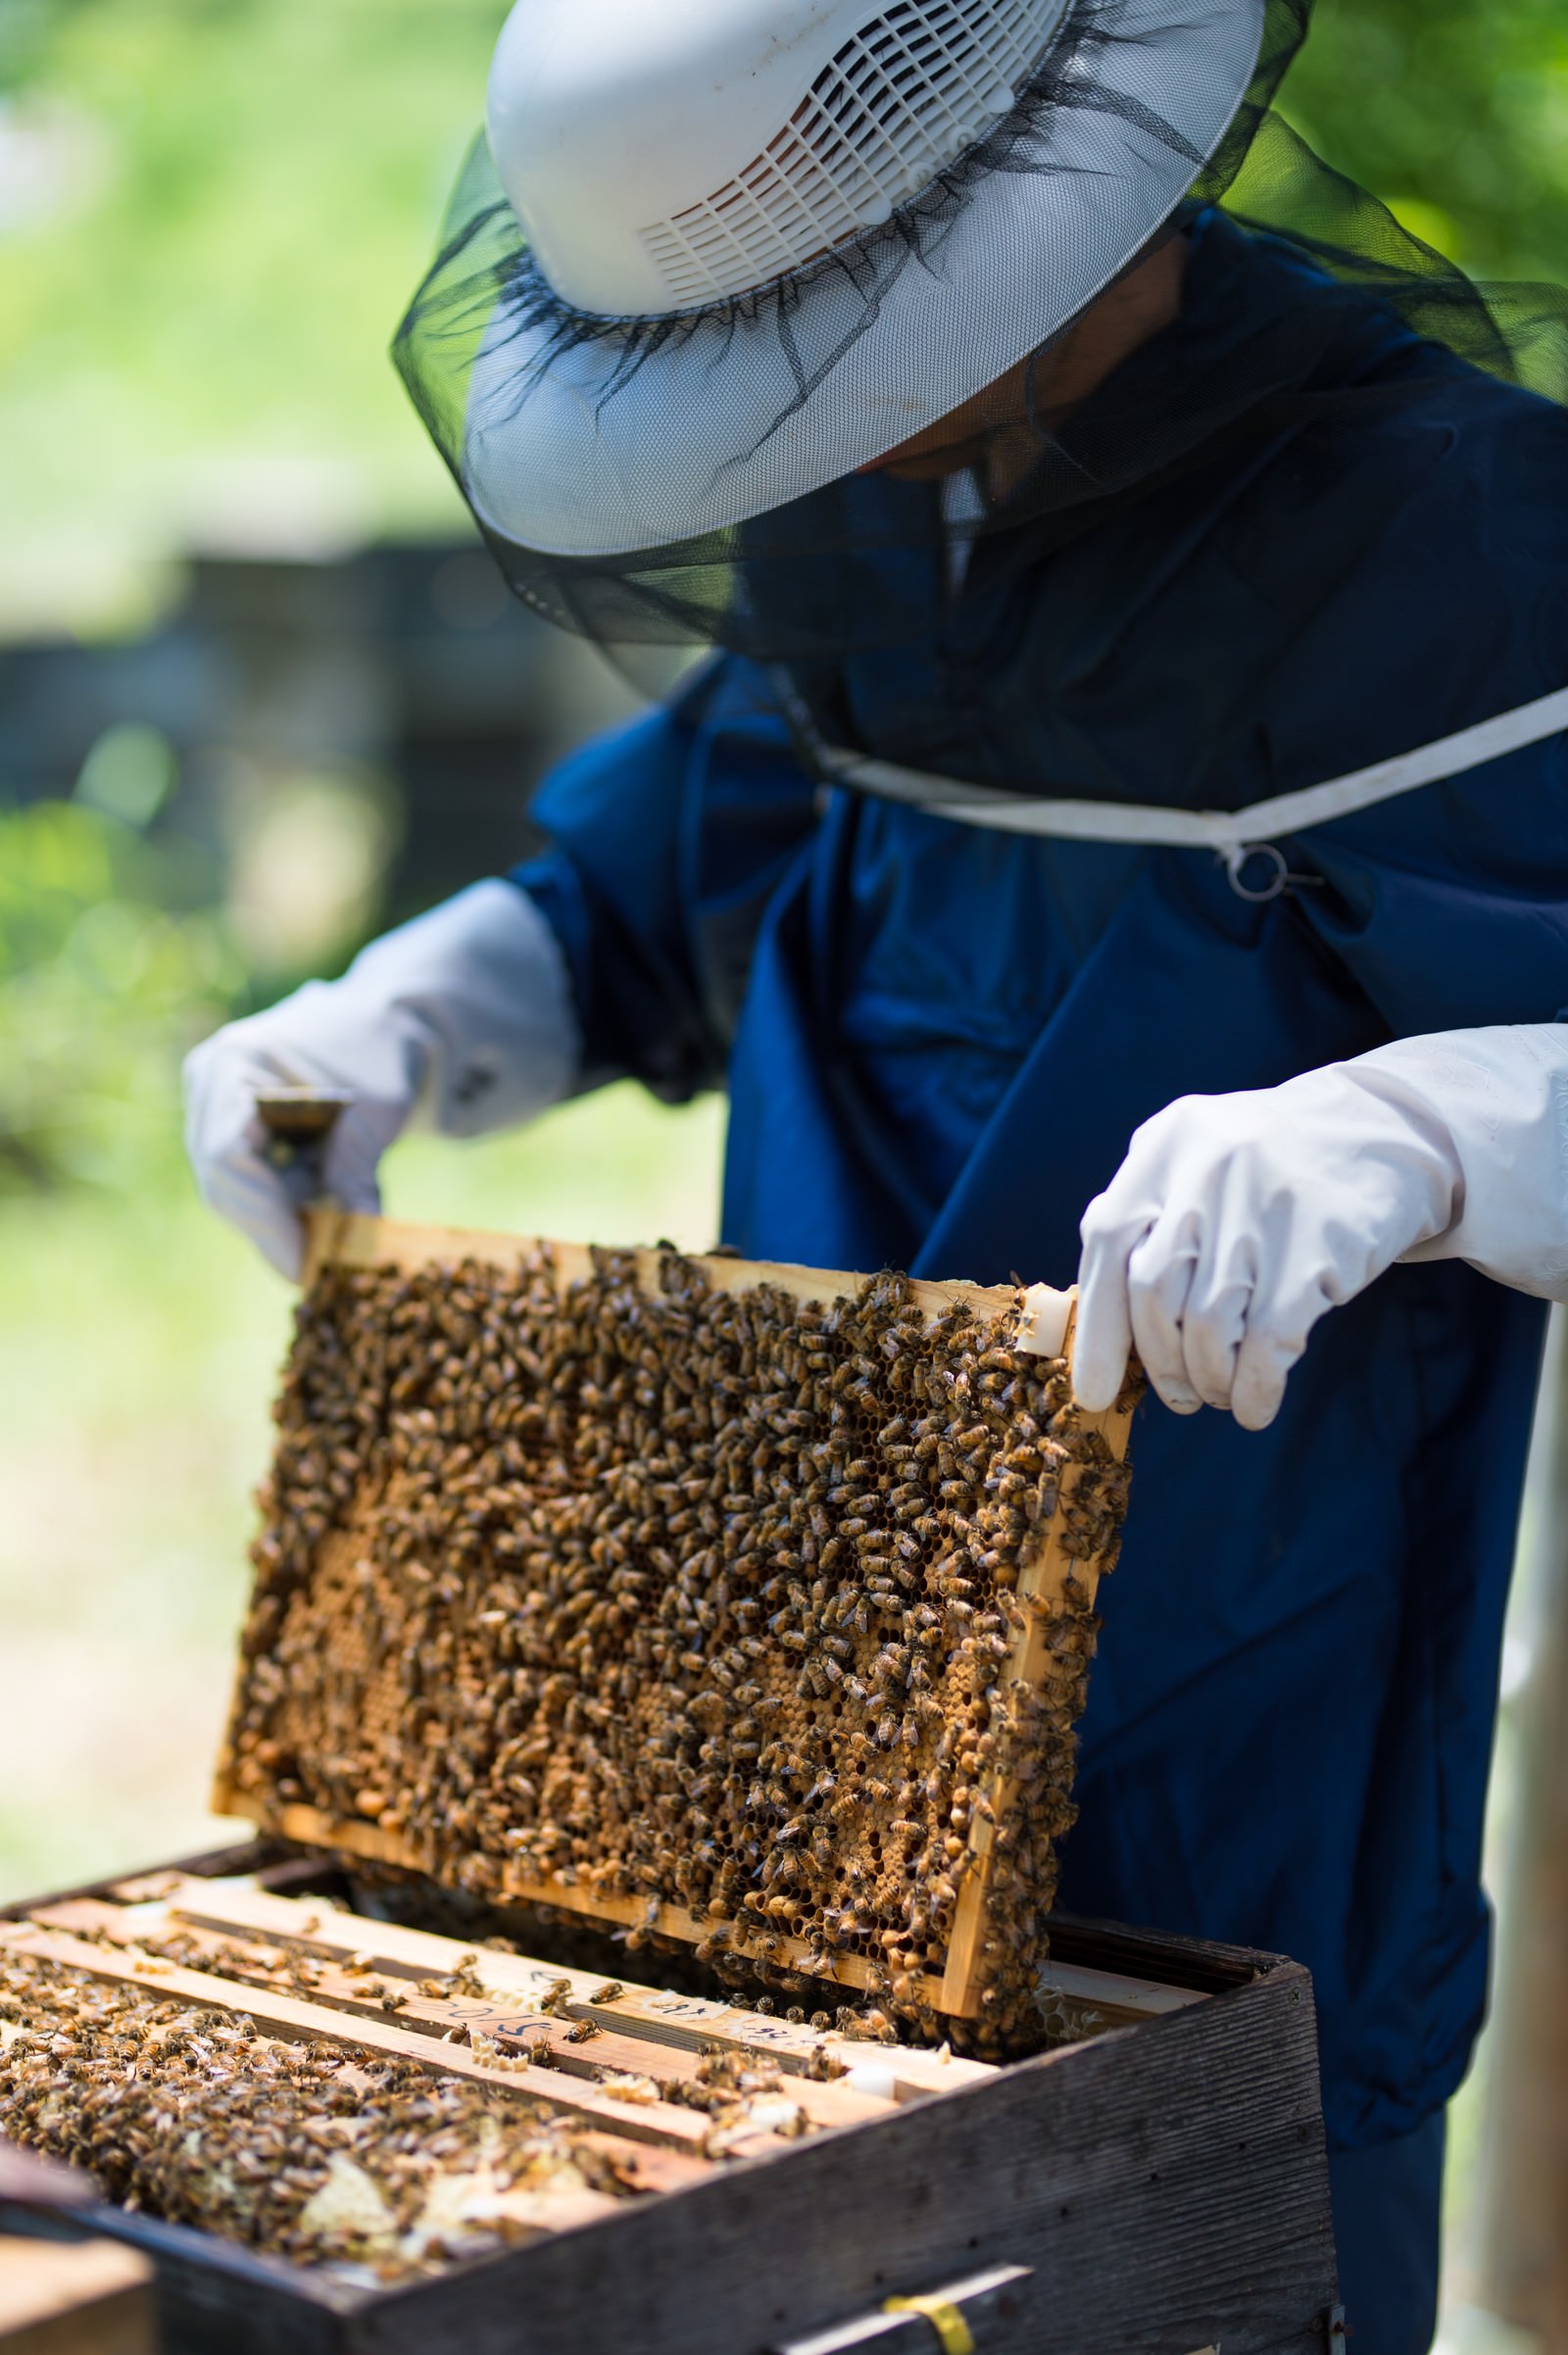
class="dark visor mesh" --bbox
[393,0,1568,683]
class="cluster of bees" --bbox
[0,1952,639,2278]
[226,1250,1132,2053]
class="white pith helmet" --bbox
[469,0,1268,555]
[488,0,1076,318]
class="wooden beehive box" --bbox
[2,1840,1338,2355]
[1,1222,1340,2351]
[0,2232,154,2355]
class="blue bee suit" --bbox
[513,211,1568,2346]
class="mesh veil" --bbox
[394,0,1568,692]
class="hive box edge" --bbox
[3,1842,1338,2355]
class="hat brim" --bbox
[464,0,1267,559]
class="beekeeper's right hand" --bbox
[183,880,581,1279]
[1072,1024,1568,1432]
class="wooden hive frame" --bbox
[213,1212,1137,2039]
[0,1864,995,2280]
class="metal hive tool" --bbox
[214,1212,1138,2053]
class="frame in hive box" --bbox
[2,1840,1339,2355]
[214,1215,1139,2047]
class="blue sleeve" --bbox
[512,660,820,1102]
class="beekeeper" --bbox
[184,0,1568,2343]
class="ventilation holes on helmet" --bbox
[639,0,1061,308]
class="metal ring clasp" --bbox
[1222,843,1324,902]
[1225,843,1290,901]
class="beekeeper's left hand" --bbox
[1072,1026,1568,1431]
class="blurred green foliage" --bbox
[1287,0,1568,278]
[0,787,242,1191]
[0,0,511,624]
[0,0,1560,626]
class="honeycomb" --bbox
[0,1951,645,2278]
[220,1244,1134,2052]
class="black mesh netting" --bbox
[392,0,1568,686]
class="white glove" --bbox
[184,880,580,1278]
[1073,1025,1568,1431]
